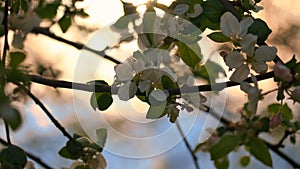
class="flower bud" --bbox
[291,86,300,103]
[274,62,293,82]
[270,114,282,128]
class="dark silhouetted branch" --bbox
[176,121,200,169]
[15,83,73,140]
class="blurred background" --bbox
[0,0,300,168]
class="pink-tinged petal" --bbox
[220,12,240,37]
[251,61,268,74]
[255,46,277,62]
[230,64,250,82]
[273,62,293,82]
[241,34,257,56]
[225,51,245,69]
[291,86,300,103]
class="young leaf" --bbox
[202,0,225,23]
[240,156,250,167]
[248,19,272,45]
[0,103,22,130]
[207,32,230,43]
[209,135,240,160]
[96,93,113,111]
[146,103,166,119]
[214,156,229,169]
[161,75,177,89]
[9,51,26,68]
[36,3,60,19]
[96,128,107,149]
[249,138,273,167]
[177,41,202,69]
[0,145,27,169]
[59,16,72,33]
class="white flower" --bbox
[291,86,300,103]
[117,81,137,101]
[115,63,133,82]
[225,46,277,82]
[240,76,260,114]
[220,12,253,40]
[172,4,189,15]
[273,62,293,82]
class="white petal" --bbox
[239,17,254,37]
[133,59,145,73]
[187,4,203,18]
[248,87,259,101]
[225,51,245,69]
[138,81,150,93]
[247,99,258,114]
[115,63,133,81]
[220,12,240,37]
[117,81,137,101]
[255,46,277,62]
[173,4,189,15]
[229,64,250,82]
[241,34,257,56]
[251,61,268,74]
[149,90,169,102]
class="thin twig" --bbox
[0,137,53,169]
[176,121,200,169]
[4,121,11,144]
[15,83,73,140]
[31,27,121,64]
[1,0,9,65]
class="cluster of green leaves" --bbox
[35,0,89,33]
[59,129,107,169]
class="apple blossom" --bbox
[291,86,300,103]
[240,77,260,114]
[273,62,293,82]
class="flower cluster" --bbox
[220,12,277,82]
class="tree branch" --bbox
[31,27,121,64]
[1,0,9,65]
[0,137,53,169]
[25,71,274,95]
[15,83,73,140]
[4,121,11,144]
[176,121,200,169]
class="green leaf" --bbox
[214,156,229,169]
[177,41,202,69]
[113,16,132,29]
[96,93,113,111]
[241,0,255,10]
[58,146,77,160]
[248,19,272,45]
[207,32,230,43]
[96,128,107,149]
[0,145,27,169]
[268,103,293,121]
[0,102,22,130]
[9,51,26,68]
[193,59,226,84]
[59,15,72,33]
[285,55,297,69]
[193,142,206,153]
[202,0,225,23]
[35,3,60,19]
[146,103,166,119]
[240,156,250,167]
[161,75,177,89]
[209,135,241,160]
[249,138,273,167]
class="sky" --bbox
[2,0,300,169]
